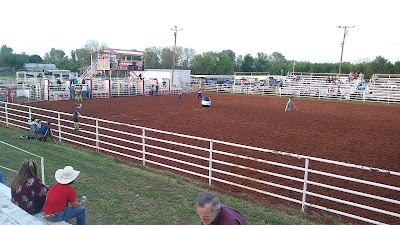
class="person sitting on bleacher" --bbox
[11,159,49,215]
[43,166,87,225]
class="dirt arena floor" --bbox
[28,93,400,224]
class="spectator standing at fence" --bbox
[155,83,159,96]
[82,85,88,100]
[73,104,82,130]
[43,166,87,225]
[11,159,49,215]
[150,84,154,95]
[69,85,76,100]
[75,86,82,101]
[162,79,166,87]
[196,192,249,225]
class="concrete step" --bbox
[0,183,69,225]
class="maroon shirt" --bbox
[11,176,49,214]
[202,204,249,225]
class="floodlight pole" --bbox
[171,25,182,91]
[337,25,355,75]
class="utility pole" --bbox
[337,25,355,75]
[171,25,182,90]
[292,61,296,76]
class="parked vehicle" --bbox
[201,96,211,107]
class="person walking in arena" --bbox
[178,89,183,104]
[285,96,293,112]
[285,95,299,112]
[197,88,203,99]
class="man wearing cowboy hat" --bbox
[43,166,87,225]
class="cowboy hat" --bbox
[55,166,80,184]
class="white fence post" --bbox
[95,119,99,152]
[57,113,62,142]
[142,128,146,166]
[363,92,366,103]
[209,140,213,186]
[301,158,310,212]
[40,157,45,185]
[28,107,32,121]
[4,102,9,126]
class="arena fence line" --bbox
[0,140,46,185]
[0,102,399,224]
[203,78,400,104]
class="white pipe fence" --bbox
[204,82,400,104]
[0,141,46,185]
[0,102,399,224]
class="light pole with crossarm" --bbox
[171,25,182,90]
[337,25,355,75]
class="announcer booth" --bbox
[90,48,147,77]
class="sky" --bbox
[1,0,399,63]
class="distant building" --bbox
[24,63,57,72]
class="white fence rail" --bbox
[0,102,399,224]
[204,82,400,104]
[0,141,46,185]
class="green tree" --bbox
[43,48,67,69]
[144,47,162,69]
[367,56,394,74]
[217,50,236,74]
[161,47,174,69]
[192,51,218,74]
[0,45,13,54]
[84,39,108,51]
[393,61,400,74]
[235,55,243,72]
[29,55,43,63]
[268,52,287,75]
[180,47,196,70]
[75,48,91,69]
[254,52,269,72]
[241,54,255,72]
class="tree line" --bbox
[1,40,399,79]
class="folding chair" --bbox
[29,119,41,139]
[39,121,57,143]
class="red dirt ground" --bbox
[28,93,400,224]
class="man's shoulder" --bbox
[219,204,249,225]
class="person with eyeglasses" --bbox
[11,159,49,215]
[196,192,249,225]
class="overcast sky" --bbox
[1,0,399,63]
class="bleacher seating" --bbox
[0,182,69,225]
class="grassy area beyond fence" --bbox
[0,126,347,225]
